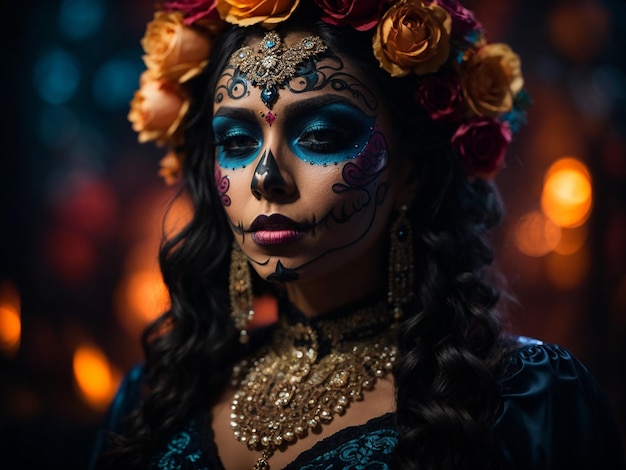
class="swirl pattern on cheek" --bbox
[214,166,231,206]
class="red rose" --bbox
[426,0,482,43]
[416,73,464,122]
[314,0,386,31]
[164,0,219,24]
[451,117,512,179]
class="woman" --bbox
[93,1,625,469]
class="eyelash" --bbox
[297,126,350,153]
[214,133,260,160]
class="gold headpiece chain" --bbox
[229,31,327,108]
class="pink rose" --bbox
[416,72,464,122]
[164,0,219,24]
[313,0,386,31]
[451,117,512,179]
[426,0,482,42]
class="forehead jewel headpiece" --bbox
[229,31,327,108]
[129,0,530,185]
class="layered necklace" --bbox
[229,299,399,470]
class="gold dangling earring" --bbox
[229,241,254,344]
[388,205,414,320]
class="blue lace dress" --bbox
[91,337,626,469]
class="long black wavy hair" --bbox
[97,4,507,469]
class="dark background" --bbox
[2,0,625,468]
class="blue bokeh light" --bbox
[33,48,81,105]
[92,54,143,111]
[58,0,104,39]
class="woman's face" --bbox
[212,32,406,285]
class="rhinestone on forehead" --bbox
[229,31,327,108]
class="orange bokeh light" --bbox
[73,343,120,411]
[541,158,592,228]
[514,211,562,257]
[554,225,588,255]
[0,281,21,357]
[113,189,189,337]
[163,193,193,239]
[116,268,170,337]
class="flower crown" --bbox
[129,0,530,184]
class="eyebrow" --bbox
[282,95,368,117]
[213,107,258,122]
[213,94,371,123]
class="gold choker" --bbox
[229,301,398,469]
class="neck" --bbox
[282,245,386,316]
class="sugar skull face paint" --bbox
[212,33,403,285]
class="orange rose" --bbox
[128,72,189,144]
[460,43,524,117]
[141,11,211,83]
[216,0,300,27]
[158,150,184,185]
[373,0,451,77]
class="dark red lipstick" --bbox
[249,214,307,245]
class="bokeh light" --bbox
[58,0,104,39]
[115,268,170,337]
[92,55,144,111]
[514,211,562,257]
[73,343,120,411]
[0,281,21,357]
[553,225,588,256]
[163,192,194,239]
[548,0,610,63]
[541,157,592,228]
[33,48,81,105]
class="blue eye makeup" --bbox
[213,116,262,168]
[288,102,375,165]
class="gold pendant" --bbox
[253,450,271,470]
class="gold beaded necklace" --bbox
[229,300,399,470]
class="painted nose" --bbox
[250,149,295,201]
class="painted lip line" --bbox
[249,214,309,246]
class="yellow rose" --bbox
[373,0,451,77]
[461,43,524,117]
[128,72,189,145]
[158,150,184,186]
[141,11,211,83]
[216,0,300,27]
